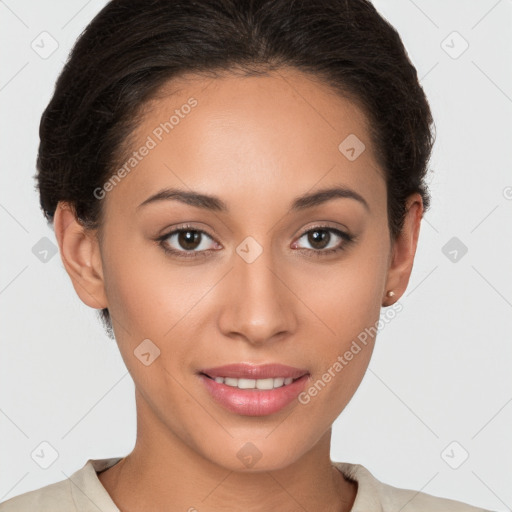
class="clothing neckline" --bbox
[78,457,370,511]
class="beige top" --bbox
[0,457,493,511]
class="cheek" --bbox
[101,233,206,338]
[291,237,388,415]
[100,248,204,422]
[296,239,388,349]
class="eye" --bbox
[292,225,354,256]
[156,224,221,258]
[155,223,354,259]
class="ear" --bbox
[382,193,423,306]
[53,201,108,310]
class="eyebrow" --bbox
[137,185,370,213]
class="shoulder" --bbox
[0,457,122,512]
[334,461,495,512]
[0,478,74,512]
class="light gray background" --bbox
[1,0,511,510]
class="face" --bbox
[65,68,409,472]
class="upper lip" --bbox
[199,363,309,380]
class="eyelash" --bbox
[155,223,354,259]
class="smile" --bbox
[201,374,300,390]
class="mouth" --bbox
[197,363,310,416]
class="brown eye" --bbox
[293,226,354,256]
[306,229,331,250]
[157,225,220,258]
[176,230,202,250]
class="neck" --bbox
[98,391,357,512]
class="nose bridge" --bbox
[219,237,294,343]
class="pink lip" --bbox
[199,363,308,380]
[197,363,310,416]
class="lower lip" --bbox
[199,374,310,416]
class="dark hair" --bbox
[35,0,435,338]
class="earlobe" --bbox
[53,202,108,310]
[382,193,423,306]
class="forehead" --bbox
[104,68,386,218]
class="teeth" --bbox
[210,376,296,389]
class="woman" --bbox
[0,0,495,510]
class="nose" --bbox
[217,243,297,346]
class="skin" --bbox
[53,67,422,512]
